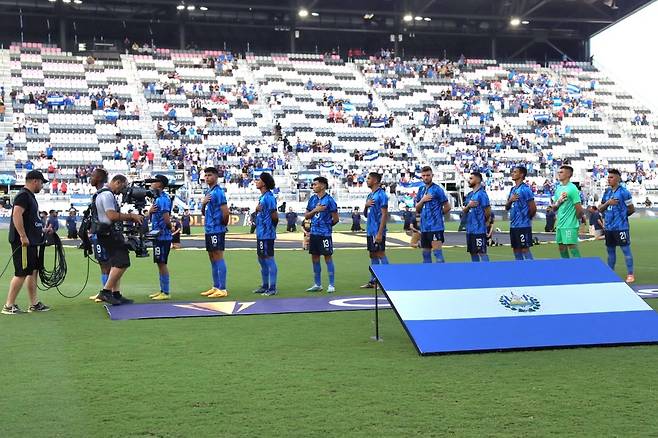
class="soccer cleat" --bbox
[113,292,133,305]
[89,293,100,301]
[200,288,217,296]
[2,304,25,315]
[327,285,335,293]
[28,302,51,312]
[252,286,268,294]
[306,285,322,292]
[261,290,277,296]
[148,292,162,298]
[208,289,228,298]
[152,292,170,301]
[98,290,121,306]
[626,274,636,283]
[360,282,375,289]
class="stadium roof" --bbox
[0,0,651,59]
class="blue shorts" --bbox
[466,233,487,254]
[605,229,630,247]
[257,239,275,257]
[309,234,333,256]
[153,240,172,264]
[510,227,533,249]
[91,235,109,263]
[366,235,386,253]
[205,232,226,252]
[420,231,445,249]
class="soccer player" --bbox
[599,169,635,282]
[414,166,450,263]
[200,167,230,298]
[463,172,491,262]
[552,165,584,258]
[361,172,389,288]
[304,177,339,293]
[505,166,537,260]
[147,175,173,300]
[253,173,279,296]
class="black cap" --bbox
[25,170,48,183]
[145,174,169,187]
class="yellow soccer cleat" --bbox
[148,292,162,298]
[208,289,228,298]
[200,288,218,296]
[152,292,171,301]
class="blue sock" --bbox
[514,252,524,260]
[313,261,321,286]
[621,245,634,274]
[380,256,389,265]
[326,260,335,287]
[370,257,380,283]
[258,258,269,288]
[606,246,616,270]
[432,249,444,263]
[524,251,534,260]
[216,259,227,290]
[266,258,278,290]
[159,274,170,294]
[480,254,490,262]
[471,254,480,262]
[422,251,432,263]
[211,260,221,288]
[101,273,108,287]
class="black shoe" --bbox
[2,304,25,315]
[28,302,51,312]
[113,292,133,305]
[99,290,121,305]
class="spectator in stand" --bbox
[47,162,56,180]
[146,149,155,167]
[45,144,54,160]
[113,147,122,160]
[60,181,68,195]
[51,179,59,195]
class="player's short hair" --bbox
[368,172,382,184]
[111,174,127,184]
[204,167,219,175]
[420,166,433,173]
[93,167,108,183]
[559,165,574,175]
[608,168,621,177]
[470,171,483,181]
[514,166,527,178]
[313,176,329,188]
[259,172,276,190]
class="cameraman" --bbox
[3,170,51,314]
[94,174,143,306]
[147,175,173,300]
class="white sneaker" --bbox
[327,285,335,293]
[305,284,322,292]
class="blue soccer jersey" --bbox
[256,190,277,240]
[366,188,389,236]
[151,192,172,241]
[204,185,228,234]
[508,183,534,229]
[415,183,449,232]
[602,186,632,230]
[306,193,338,237]
[465,188,490,234]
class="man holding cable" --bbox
[3,170,51,315]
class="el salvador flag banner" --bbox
[533,113,551,122]
[371,258,658,355]
[370,120,386,128]
[553,97,563,108]
[363,150,379,161]
[567,83,581,95]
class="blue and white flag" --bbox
[370,120,386,128]
[553,97,563,108]
[567,83,581,95]
[363,150,379,161]
[533,113,551,122]
[372,258,658,354]
[521,83,533,94]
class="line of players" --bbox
[89,162,637,304]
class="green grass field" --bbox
[1,218,658,437]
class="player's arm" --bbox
[12,205,29,245]
[441,194,451,215]
[270,203,279,226]
[598,193,611,212]
[484,205,491,224]
[570,189,584,219]
[528,199,537,218]
[625,193,635,216]
[220,204,230,226]
[377,206,388,238]
[331,211,339,226]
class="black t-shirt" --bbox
[9,189,43,245]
